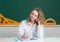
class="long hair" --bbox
[27,7,45,25]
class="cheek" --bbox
[30,14,38,20]
[30,14,32,18]
[30,14,34,18]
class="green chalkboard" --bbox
[0,0,60,25]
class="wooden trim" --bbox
[0,25,19,27]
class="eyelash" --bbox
[32,13,38,17]
[32,13,34,15]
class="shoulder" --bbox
[19,20,27,27]
[21,20,27,23]
[20,20,27,25]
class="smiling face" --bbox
[30,10,38,22]
[27,8,45,24]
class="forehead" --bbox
[32,10,38,15]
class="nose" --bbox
[32,15,35,18]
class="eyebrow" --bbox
[32,12,38,17]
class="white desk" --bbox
[0,37,60,42]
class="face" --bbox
[30,10,38,21]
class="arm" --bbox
[18,21,28,39]
[18,21,24,37]
[37,25,44,38]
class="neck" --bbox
[30,20,35,24]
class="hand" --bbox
[35,19,40,25]
[22,34,28,39]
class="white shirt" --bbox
[18,20,44,39]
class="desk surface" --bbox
[0,37,60,42]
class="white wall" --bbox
[0,25,60,37]
[44,25,60,37]
[0,25,18,37]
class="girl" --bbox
[18,7,45,40]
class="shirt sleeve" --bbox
[37,25,44,38]
[18,21,25,36]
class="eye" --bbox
[31,13,34,15]
[35,15,38,17]
[31,12,38,17]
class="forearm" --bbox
[37,25,44,38]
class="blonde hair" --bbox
[27,7,45,25]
